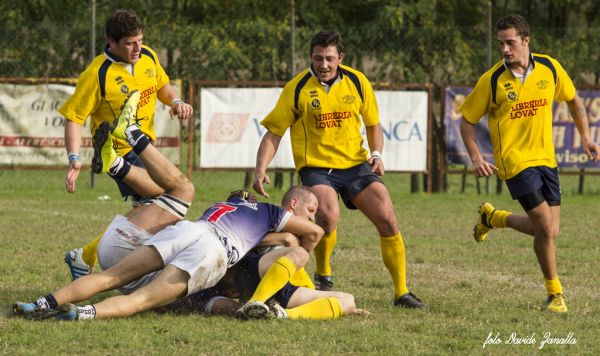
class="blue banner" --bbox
[444,86,600,168]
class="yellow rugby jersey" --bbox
[59,44,169,156]
[458,53,576,180]
[261,64,379,170]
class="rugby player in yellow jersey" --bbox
[253,31,425,308]
[59,9,193,279]
[459,14,600,313]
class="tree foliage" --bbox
[1,0,599,86]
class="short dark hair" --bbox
[106,9,143,42]
[227,190,258,203]
[310,31,344,55]
[496,14,530,39]
[281,185,315,206]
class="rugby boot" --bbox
[474,202,495,242]
[91,122,117,174]
[111,90,141,141]
[314,273,333,291]
[394,292,426,309]
[546,294,568,313]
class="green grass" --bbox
[1,169,599,355]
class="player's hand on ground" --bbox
[472,158,497,177]
[253,172,271,197]
[351,308,371,316]
[586,143,600,162]
[65,160,81,193]
[368,156,385,176]
[169,101,193,120]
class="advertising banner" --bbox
[444,86,600,168]
[200,87,429,171]
[0,83,180,166]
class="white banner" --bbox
[200,87,429,171]
[0,83,180,166]
[200,88,294,168]
[374,91,428,171]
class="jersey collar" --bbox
[309,64,343,89]
[104,44,136,75]
[503,52,534,80]
[104,44,130,64]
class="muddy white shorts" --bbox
[145,220,229,296]
[97,214,158,294]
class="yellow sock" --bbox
[289,267,315,289]
[250,256,296,303]
[286,297,343,320]
[82,234,102,267]
[314,229,337,276]
[380,233,409,298]
[490,209,511,228]
[544,277,563,295]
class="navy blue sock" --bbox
[45,294,59,309]
[110,160,131,180]
[132,136,150,155]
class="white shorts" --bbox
[97,215,157,294]
[145,220,228,296]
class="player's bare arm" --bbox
[253,130,283,197]
[280,215,324,253]
[365,124,385,175]
[157,84,193,120]
[257,232,300,247]
[64,120,84,193]
[459,117,498,177]
[567,94,600,161]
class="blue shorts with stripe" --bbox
[299,162,382,210]
[505,166,561,210]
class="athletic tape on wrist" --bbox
[171,98,184,106]
[68,152,80,162]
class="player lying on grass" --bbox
[165,234,368,320]
[13,99,323,321]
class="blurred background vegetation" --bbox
[2,0,600,86]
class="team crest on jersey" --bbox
[342,95,355,104]
[537,80,548,89]
[507,91,517,102]
[311,98,321,109]
[145,68,155,78]
[309,90,318,97]
[120,85,129,94]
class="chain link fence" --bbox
[2,9,600,194]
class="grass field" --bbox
[1,169,599,355]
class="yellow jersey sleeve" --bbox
[261,83,297,137]
[552,58,576,102]
[58,62,103,126]
[458,71,492,124]
[148,46,170,91]
[358,72,379,126]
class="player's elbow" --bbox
[307,225,325,246]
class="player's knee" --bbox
[317,213,339,234]
[375,214,399,237]
[534,222,554,239]
[287,246,309,268]
[317,218,338,234]
[175,174,195,201]
[336,292,356,314]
